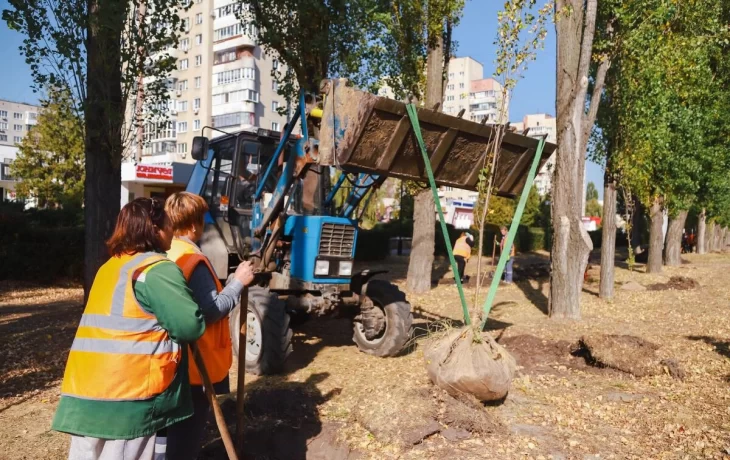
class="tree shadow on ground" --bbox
[0,300,82,406]
[199,373,351,460]
[687,335,730,360]
[515,279,549,315]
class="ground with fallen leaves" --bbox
[2,251,730,459]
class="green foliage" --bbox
[11,89,85,208]
[586,182,599,202]
[522,185,542,227]
[585,199,602,218]
[0,203,84,282]
[3,0,189,133]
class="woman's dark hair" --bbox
[107,197,167,257]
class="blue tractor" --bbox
[185,79,554,375]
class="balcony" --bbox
[0,162,15,182]
[25,112,38,125]
[213,34,255,53]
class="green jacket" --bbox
[52,259,205,440]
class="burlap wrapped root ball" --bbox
[424,327,516,402]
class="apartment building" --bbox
[443,57,483,116]
[0,99,40,201]
[511,114,557,196]
[122,0,288,205]
[469,78,508,124]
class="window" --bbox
[0,111,6,117]
[13,113,22,119]
[179,59,189,70]
[193,98,201,110]
[194,119,201,130]
[143,121,176,144]
[447,84,454,91]
[0,122,7,129]
[214,23,256,41]
[178,121,188,133]
[178,100,188,112]
[195,34,202,46]
[13,124,23,131]
[448,73,454,78]
[212,89,258,105]
[272,81,278,91]
[212,112,249,128]
[13,136,22,144]
[272,59,279,70]
[178,80,188,91]
[272,101,279,111]
[195,0,202,3]
[215,3,247,18]
[459,71,464,76]
[28,112,37,121]
[0,135,7,142]
[272,122,280,131]
[214,50,237,65]
[195,13,202,24]
[446,96,454,102]
[195,55,202,66]
[194,77,201,88]
[182,18,190,31]
[459,83,465,89]
[213,68,255,86]
[178,143,188,153]
[180,38,190,50]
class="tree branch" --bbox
[576,0,598,95]
[581,56,610,154]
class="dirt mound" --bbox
[647,276,700,291]
[424,327,516,402]
[354,384,502,446]
[576,334,684,379]
[514,263,550,280]
[499,334,594,374]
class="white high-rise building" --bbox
[442,57,484,117]
[511,114,557,196]
[122,0,289,205]
[0,99,40,201]
[469,78,508,124]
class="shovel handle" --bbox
[190,342,238,460]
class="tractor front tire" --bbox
[353,280,413,357]
[230,287,293,375]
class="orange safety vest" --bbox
[453,236,472,259]
[61,253,180,401]
[167,238,232,386]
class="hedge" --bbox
[0,205,84,282]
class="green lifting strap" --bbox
[480,136,546,330]
[405,104,471,326]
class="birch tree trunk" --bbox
[697,209,706,254]
[663,210,687,266]
[599,177,616,300]
[646,198,663,273]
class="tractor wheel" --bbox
[352,280,413,357]
[230,287,293,375]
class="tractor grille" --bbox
[319,223,355,258]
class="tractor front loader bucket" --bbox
[318,79,557,197]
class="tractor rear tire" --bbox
[353,280,413,357]
[230,287,293,375]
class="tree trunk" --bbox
[406,25,444,293]
[549,0,600,320]
[599,178,616,300]
[714,224,722,252]
[697,208,706,254]
[663,210,687,266]
[631,198,644,252]
[84,0,126,299]
[647,198,663,273]
[707,221,715,253]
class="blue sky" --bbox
[0,0,604,196]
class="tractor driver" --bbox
[236,154,257,209]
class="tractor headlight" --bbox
[338,261,353,277]
[314,260,330,276]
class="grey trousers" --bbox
[68,434,166,460]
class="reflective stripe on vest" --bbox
[60,252,181,401]
[453,236,472,259]
[167,238,232,385]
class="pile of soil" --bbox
[575,334,684,379]
[647,276,700,291]
[499,334,595,374]
[353,384,503,446]
[424,327,516,402]
[514,263,550,281]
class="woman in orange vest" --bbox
[164,192,254,460]
[52,197,206,459]
[453,232,474,283]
